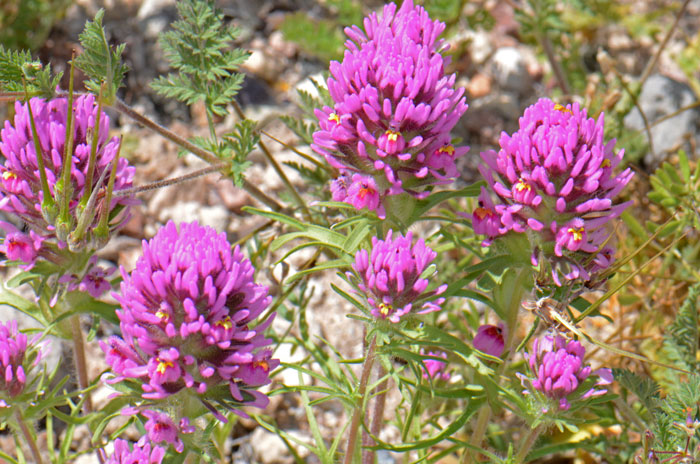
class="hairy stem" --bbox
[514,425,543,464]
[345,335,377,464]
[363,364,388,464]
[15,409,44,464]
[112,99,283,212]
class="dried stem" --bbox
[15,409,44,464]
[344,335,377,464]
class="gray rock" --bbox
[624,74,700,167]
[488,47,532,96]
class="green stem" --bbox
[464,268,529,462]
[514,425,543,464]
[15,409,44,464]
[58,53,76,227]
[112,99,284,212]
[344,335,377,464]
[70,315,93,414]
[231,100,312,221]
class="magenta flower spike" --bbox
[106,439,165,464]
[473,324,505,357]
[101,221,278,420]
[0,320,42,402]
[0,95,135,255]
[312,0,468,217]
[520,335,611,412]
[474,98,633,285]
[351,230,446,323]
[420,350,450,381]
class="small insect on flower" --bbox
[522,296,576,340]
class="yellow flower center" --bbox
[215,317,233,330]
[156,359,174,375]
[554,103,573,114]
[155,310,169,322]
[253,360,270,371]
[379,303,392,316]
[437,144,455,156]
[601,159,611,168]
[515,178,531,192]
[385,130,400,142]
[2,171,15,180]
[568,226,584,242]
[328,112,341,124]
[475,207,492,220]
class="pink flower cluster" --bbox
[106,439,165,464]
[101,221,278,422]
[0,320,42,406]
[351,230,446,323]
[313,0,468,217]
[474,98,633,285]
[520,335,612,411]
[0,95,135,265]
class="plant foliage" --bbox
[150,0,249,117]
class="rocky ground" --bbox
[2,0,700,462]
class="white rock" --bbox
[489,47,532,95]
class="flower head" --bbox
[350,230,446,323]
[473,324,505,357]
[421,350,450,381]
[139,410,195,453]
[0,320,42,401]
[101,221,278,420]
[520,335,611,411]
[312,0,468,216]
[474,98,633,285]
[106,439,165,464]
[0,95,135,252]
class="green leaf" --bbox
[150,0,249,117]
[0,45,61,97]
[663,283,699,372]
[74,9,128,104]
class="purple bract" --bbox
[474,98,633,285]
[312,0,468,217]
[101,221,278,420]
[351,230,446,323]
[106,439,165,464]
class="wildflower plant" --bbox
[0,0,695,463]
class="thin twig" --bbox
[538,32,571,95]
[15,409,44,464]
[112,98,284,212]
[232,100,312,221]
[363,365,388,464]
[70,315,94,414]
[639,0,692,88]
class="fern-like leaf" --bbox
[663,284,699,372]
[222,120,258,186]
[0,45,61,97]
[73,9,128,104]
[150,0,249,117]
[614,368,661,420]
